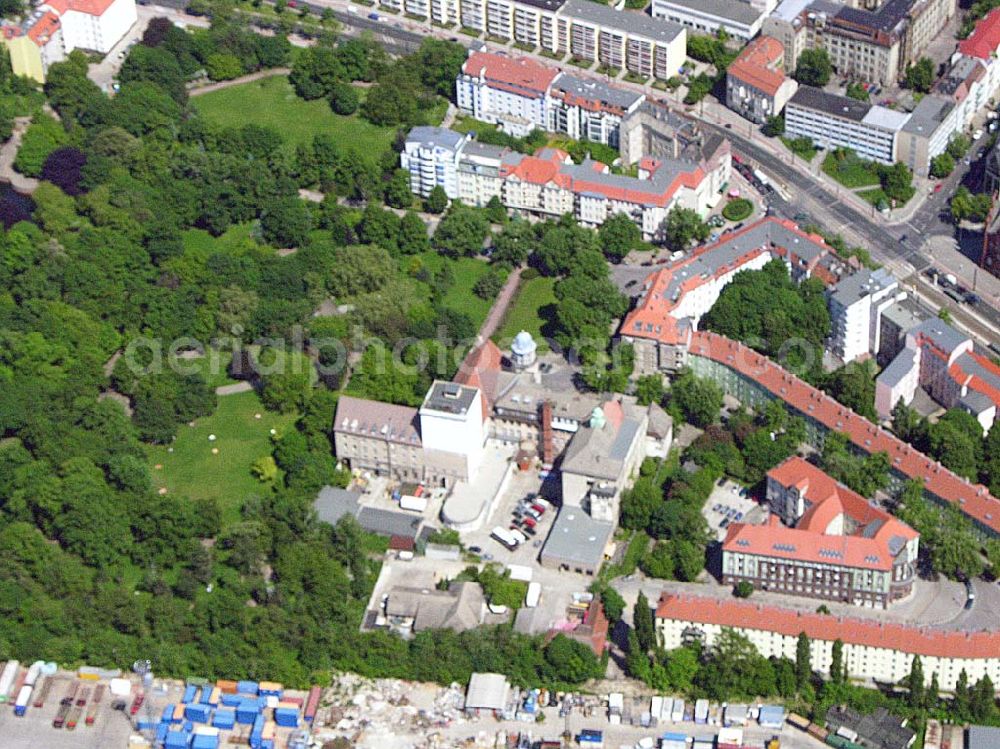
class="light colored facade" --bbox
[400,126,470,200]
[651,0,766,41]
[875,318,1000,432]
[656,593,1000,691]
[725,35,799,123]
[827,267,900,363]
[456,51,558,136]
[58,0,136,55]
[404,126,730,239]
[785,86,908,164]
[621,217,835,375]
[454,50,645,146]
[901,0,956,68]
[560,400,648,521]
[722,457,919,609]
[419,382,487,482]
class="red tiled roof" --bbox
[454,339,503,421]
[959,7,1000,59]
[65,0,120,16]
[462,51,560,99]
[724,457,917,571]
[688,331,1000,535]
[727,36,787,97]
[27,11,60,44]
[655,593,1000,659]
[950,351,1000,412]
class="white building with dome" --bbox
[510,330,538,369]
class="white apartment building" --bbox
[456,51,559,136]
[827,268,900,363]
[404,126,729,239]
[656,594,1000,691]
[400,127,470,199]
[455,50,644,145]
[785,86,908,164]
[55,0,136,54]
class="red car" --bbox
[934,183,943,193]
[129,692,144,716]
[522,516,537,529]
[530,503,546,515]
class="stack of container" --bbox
[181,685,198,704]
[274,704,299,728]
[236,699,261,725]
[211,708,235,729]
[258,682,283,698]
[191,725,220,749]
[184,702,211,723]
[164,730,190,749]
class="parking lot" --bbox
[703,479,765,541]
[0,675,134,749]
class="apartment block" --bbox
[656,593,1000,691]
[722,457,919,609]
[826,267,900,363]
[400,126,470,199]
[785,86,908,164]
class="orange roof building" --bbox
[655,592,1000,691]
[688,330,1000,538]
[722,457,919,609]
[725,36,798,124]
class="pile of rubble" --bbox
[313,674,474,748]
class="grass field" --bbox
[822,151,881,188]
[193,75,400,155]
[781,136,818,162]
[173,349,238,390]
[147,391,297,526]
[494,275,556,353]
[415,251,494,329]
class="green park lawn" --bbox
[415,251,494,329]
[192,75,401,155]
[147,390,297,526]
[494,275,556,353]
[822,151,881,188]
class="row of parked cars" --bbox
[512,495,550,538]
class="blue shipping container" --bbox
[212,709,235,729]
[137,719,156,731]
[161,705,175,723]
[184,704,210,723]
[274,707,299,728]
[164,732,190,749]
[184,721,194,732]
[200,688,213,705]
[220,693,241,708]
[236,681,258,695]
[156,724,169,742]
[191,735,219,749]
[236,702,260,724]
[182,685,197,704]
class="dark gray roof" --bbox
[901,95,954,135]
[561,0,686,42]
[541,508,614,569]
[825,706,914,749]
[462,140,508,159]
[561,406,644,481]
[356,506,424,539]
[955,352,1000,411]
[518,0,566,10]
[881,298,925,331]
[314,486,362,527]
[554,73,644,110]
[422,381,478,416]
[650,0,764,25]
[878,346,917,389]
[789,86,871,122]
[834,0,910,35]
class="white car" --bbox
[974,128,984,140]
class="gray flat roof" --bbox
[422,381,478,416]
[407,126,466,151]
[554,72,644,110]
[541,508,614,570]
[314,486,362,526]
[770,0,811,23]
[862,106,910,132]
[651,0,764,25]
[830,268,896,307]
[909,318,969,355]
[561,0,686,42]
[901,94,954,135]
[356,506,424,538]
[835,0,910,34]
[969,725,1000,749]
[882,298,925,331]
[789,86,870,122]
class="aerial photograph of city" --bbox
[0,0,999,744]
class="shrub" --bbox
[722,198,753,222]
